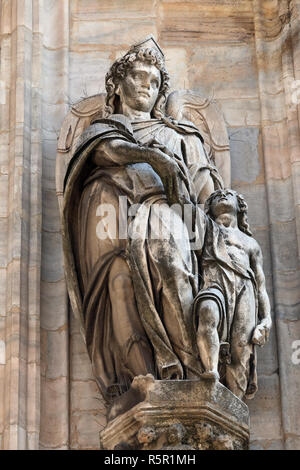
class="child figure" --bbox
[194,189,272,400]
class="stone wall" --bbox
[0,0,299,450]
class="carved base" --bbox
[99,375,249,450]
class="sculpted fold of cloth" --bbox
[62,38,224,403]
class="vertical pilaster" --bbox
[39,0,70,450]
[253,0,300,450]
[0,0,42,450]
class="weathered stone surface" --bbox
[229,127,261,184]
[72,17,158,47]
[231,184,268,226]
[222,99,261,127]
[39,376,69,449]
[71,411,105,450]
[41,232,64,282]
[42,329,68,380]
[188,44,258,100]
[71,380,103,412]
[72,0,157,19]
[270,220,299,272]
[163,47,189,90]
[40,281,67,331]
[0,342,5,365]
[100,376,249,450]
[274,270,300,321]
[268,177,296,223]
[248,374,282,442]
[70,332,94,382]
[276,319,300,449]
[160,1,254,44]
[250,438,284,450]
[69,51,109,102]
[262,123,291,180]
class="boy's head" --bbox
[204,189,252,236]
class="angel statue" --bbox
[56,36,232,412]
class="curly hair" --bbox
[204,189,252,237]
[105,47,170,119]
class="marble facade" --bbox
[0,0,299,450]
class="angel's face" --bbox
[116,60,161,114]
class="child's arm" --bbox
[250,241,272,346]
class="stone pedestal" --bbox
[99,375,249,450]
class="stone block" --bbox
[70,380,103,412]
[163,47,189,90]
[0,364,4,428]
[291,161,300,203]
[262,123,290,180]
[71,18,158,48]
[43,329,68,380]
[250,439,284,450]
[70,332,94,381]
[41,231,64,282]
[0,340,5,365]
[42,49,69,106]
[160,2,254,44]
[3,356,27,429]
[42,189,61,233]
[26,314,40,365]
[268,177,295,223]
[70,411,104,449]
[71,0,156,19]
[43,0,69,49]
[255,327,279,376]
[229,127,261,184]
[221,98,261,127]
[188,44,258,100]
[0,218,8,268]
[270,220,298,272]
[0,269,7,312]
[232,184,268,227]
[27,431,39,451]
[69,50,110,102]
[260,91,287,124]
[3,424,27,451]
[248,374,282,441]
[42,102,69,135]
[42,151,58,192]
[234,226,272,277]
[40,280,67,330]
[26,364,40,436]
[39,376,69,449]
[276,319,300,439]
[274,269,300,321]
[0,174,8,218]
[285,436,300,450]
[100,376,249,450]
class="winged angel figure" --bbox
[56,37,233,410]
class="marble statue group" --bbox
[57,37,272,417]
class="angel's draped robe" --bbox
[63,114,221,401]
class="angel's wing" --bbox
[56,93,106,214]
[165,90,231,188]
